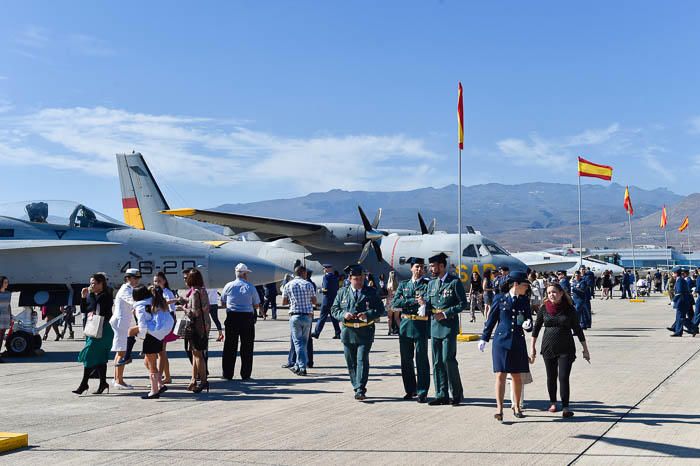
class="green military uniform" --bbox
[392,275,431,398]
[424,270,467,403]
[331,281,385,398]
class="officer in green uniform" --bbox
[391,257,431,403]
[331,264,385,400]
[418,252,466,406]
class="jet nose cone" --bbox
[207,248,290,287]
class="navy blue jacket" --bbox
[481,293,530,351]
[673,277,692,310]
[321,272,339,307]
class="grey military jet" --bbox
[116,153,526,286]
[0,200,288,307]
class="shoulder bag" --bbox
[84,302,104,338]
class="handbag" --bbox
[84,303,104,338]
[174,315,191,338]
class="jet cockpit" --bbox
[0,201,128,230]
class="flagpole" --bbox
[628,210,637,297]
[687,226,691,267]
[577,174,583,268]
[664,227,669,269]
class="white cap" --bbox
[124,268,141,278]
[235,263,252,274]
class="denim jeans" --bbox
[289,314,312,370]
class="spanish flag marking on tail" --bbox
[578,156,613,181]
[122,197,145,230]
[679,216,689,233]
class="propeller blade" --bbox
[357,205,373,232]
[358,241,372,264]
[372,241,383,263]
[429,218,436,234]
[371,208,382,229]
[418,212,429,235]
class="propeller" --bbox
[358,205,386,263]
[418,212,436,235]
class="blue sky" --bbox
[1,1,699,219]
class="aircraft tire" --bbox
[7,332,31,356]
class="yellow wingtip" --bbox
[160,208,197,217]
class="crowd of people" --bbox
[5,257,697,417]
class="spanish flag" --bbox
[679,216,689,232]
[623,186,633,216]
[660,206,668,229]
[457,82,464,150]
[578,156,613,181]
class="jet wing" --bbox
[0,240,120,251]
[161,208,326,238]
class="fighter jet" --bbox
[117,153,526,285]
[511,251,579,273]
[0,200,288,306]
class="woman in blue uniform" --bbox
[479,271,531,421]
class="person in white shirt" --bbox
[128,285,173,399]
[109,268,140,389]
[153,272,178,384]
[207,287,223,342]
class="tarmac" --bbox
[1,292,699,465]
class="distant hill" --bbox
[211,182,685,250]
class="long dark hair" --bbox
[151,286,168,312]
[0,276,8,291]
[155,271,171,290]
[545,282,574,308]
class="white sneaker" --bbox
[112,381,133,389]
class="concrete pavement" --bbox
[1,293,699,465]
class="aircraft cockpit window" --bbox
[483,242,509,256]
[0,201,128,229]
[478,244,490,256]
[462,245,478,258]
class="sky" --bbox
[1,1,700,219]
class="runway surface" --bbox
[1,293,699,465]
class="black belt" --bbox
[289,312,313,316]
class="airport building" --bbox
[588,247,700,269]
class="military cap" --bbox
[407,257,425,265]
[499,265,510,271]
[507,271,530,284]
[428,252,448,264]
[346,264,365,276]
[556,270,567,275]
[671,265,683,273]
[322,263,333,268]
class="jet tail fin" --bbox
[116,152,228,241]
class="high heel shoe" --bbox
[494,412,503,422]
[93,382,110,394]
[72,383,89,395]
[512,407,525,418]
[141,392,160,399]
[192,381,209,393]
[187,381,197,391]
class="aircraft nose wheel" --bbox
[7,332,32,356]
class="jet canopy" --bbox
[0,201,128,229]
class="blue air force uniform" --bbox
[391,257,431,400]
[671,268,693,336]
[331,265,385,398]
[571,277,590,329]
[313,266,341,338]
[423,253,466,403]
[480,273,530,374]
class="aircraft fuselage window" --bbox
[462,245,478,258]
[399,256,407,265]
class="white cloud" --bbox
[15,25,49,49]
[0,106,444,194]
[13,26,115,59]
[0,100,13,113]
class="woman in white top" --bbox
[153,272,178,384]
[109,269,141,389]
[128,285,173,399]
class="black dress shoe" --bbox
[332,334,340,339]
[428,398,450,406]
[281,363,294,368]
[417,395,427,403]
[403,392,416,400]
[354,392,366,400]
[451,396,462,406]
[666,327,675,331]
[311,333,319,339]
[670,333,682,337]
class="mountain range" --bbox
[211,182,690,251]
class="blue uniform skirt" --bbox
[492,331,529,373]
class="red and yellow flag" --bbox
[660,206,668,229]
[623,186,633,216]
[578,156,613,181]
[679,216,689,232]
[457,82,464,150]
